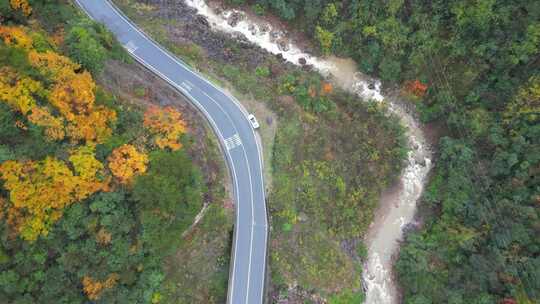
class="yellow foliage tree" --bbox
[27,50,80,81]
[143,106,187,150]
[0,158,78,241]
[108,145,149,184]
[28,106,66,141]
[69,145,110,198]
[10,0,32,16]
[69,145,104,180]
[0,67,45,114]
[0,66,70,141]
[504,76,540,124]
[0,148,107,241]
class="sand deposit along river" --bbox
[183,1,433,302]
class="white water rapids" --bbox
[183,1,432,303]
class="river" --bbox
[183,1,433,302]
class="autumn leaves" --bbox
[107,144,149,185]
[9,0,32,17]
[0,26,116,144]
[106,106,187,184]
[0,150,108,241]
[0,26,188,242]
[144,105,187,151]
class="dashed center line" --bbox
[224,133,242,150]
[180,80,194,91]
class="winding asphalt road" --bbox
[74,1,268,303]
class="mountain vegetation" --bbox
[0,2,228,303]
[113,0,409,301]
[224,0,540,302]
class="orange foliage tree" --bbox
[10,0,32,16]
[0,147,107,241]
[30,50,117,144]
[405,79,428,97]
[107,144,149,184]
[48,71,116,143]
[48,71,96,120]
[0,26,33,48]
[143,106,187,150]
[82,274,119,300]
[0,26,117,144]
[321,82,333,95]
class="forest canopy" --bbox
[0,2,210,303]
[223,0,540,303]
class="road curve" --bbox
[73,1,268,303]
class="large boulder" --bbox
[227,11,244,27]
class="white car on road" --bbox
[248,114,260,129]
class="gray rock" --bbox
[298,57,307,65]
[196,15,209,27]
[270,30,280,40]
[227,11,243,27]
[231,32,250,45]
[277,38,289,51]
[415,154,426,166]
[248,24,257,35]
[302,64,314,72]
[259,24,270,33]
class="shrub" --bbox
[255,65,270,78]
[252,4,266,15]
[65,20,107,73]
